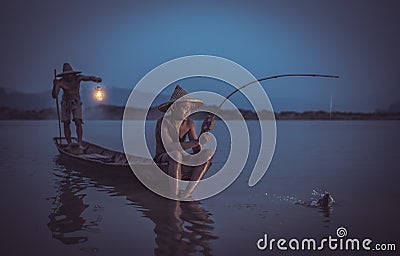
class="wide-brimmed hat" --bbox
[158,85,204,112]
[56,63,82,77]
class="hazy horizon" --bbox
[1,1,399,112]
[1,83,399,113]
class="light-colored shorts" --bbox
[61,99,83,123]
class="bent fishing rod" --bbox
[201,73,339,133]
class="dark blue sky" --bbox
[1,0,399,111]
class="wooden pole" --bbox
[54,69,62,144]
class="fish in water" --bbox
[294,192,334,208]
[316,192,333,207]
[266,191,335,209]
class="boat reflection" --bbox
[50,155,218,255]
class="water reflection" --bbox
[319,205,332,218]
[48,168,101,244]
[51,156,218,255]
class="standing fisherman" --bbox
[52,63,102,149]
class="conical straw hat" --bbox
[158,85,203,112]
[56,63,82,77]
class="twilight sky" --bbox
[1,0,399,111]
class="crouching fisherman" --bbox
[154,85,214,199]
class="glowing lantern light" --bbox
[94,85,104,101]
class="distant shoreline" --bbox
[1,105,399,121]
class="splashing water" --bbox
[266,189,335,208]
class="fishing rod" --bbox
[201,73,339,133]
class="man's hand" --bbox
[95,77,102,83]
[199,133,210,146]
[201,114,215,133]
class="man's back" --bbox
[58,77,82,101]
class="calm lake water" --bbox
[0,120,399,255]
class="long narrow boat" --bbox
[53,136,215,201]
[53,137,200,180]
[53,137,153,168]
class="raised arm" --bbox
[78,75,102,83]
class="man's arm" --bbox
[181,140,201,151]
[78,75,102,83]
[52,80,71,98]
[187,119,202,153]
[159,119,200,153]
[162,126,200,152]
[161,125,182,152]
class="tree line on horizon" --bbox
[0,105,399,120]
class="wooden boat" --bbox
[53,137,207,180]
[53,137,153,168]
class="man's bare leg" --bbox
[167,151,182,197]
[63,121,72,144]
[181,160,211,199]
[75,120,83,144]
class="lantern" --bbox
[94,85,104,101]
